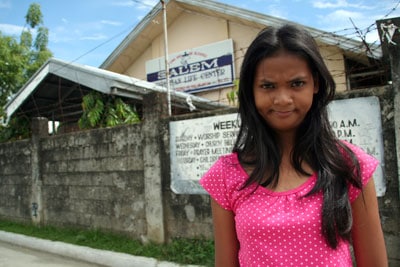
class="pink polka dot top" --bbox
[200,141,379,267]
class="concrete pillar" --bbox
[142,92,168,243]
[377,18,400,265]
[30,117,48,225]
[377,17,400,197]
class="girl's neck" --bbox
[276,131,296,156]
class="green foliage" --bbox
[0,2,52,108]
[0,2,52,141]
[0,33,26,108]
[227,79,239,106]
[0,116,31,142]
[34,26,49,51]
[0,219,214,266]
[20,3,52,80]
[78,92,140,129]
[25,3,43,28]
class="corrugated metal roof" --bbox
[1,58,227,125]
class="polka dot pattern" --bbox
[200,142,378,267]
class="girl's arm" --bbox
[211,198,240,267]
[351,178,388,267]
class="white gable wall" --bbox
[119,8,348,105]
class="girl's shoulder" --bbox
[218,152,242,166]
[339,140,378,165]
[199,153,248,210]
[203,152,243,171]
[339,140,380,201]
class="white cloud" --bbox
[313,0,371,9]
[315,9,367,37]
[80,33,107,41]
[101,20,122,26]
[0,23,23,36]
[0,0,10,9]
[267,5,289,20]
[317,9,364,27]
[112,0,158,9]
[111,1,135,7]
[138,0,158,9]
[142,0,158,7]
[316,8,382,43]
[331,9,363,19]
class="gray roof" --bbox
[100,0,381,69]
[2,58,226,125]
[2,0,382,126]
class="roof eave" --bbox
[1,57,227,125]
[100,0,382,69]
[99,2,164,69]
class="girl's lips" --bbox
[274,110,293,117]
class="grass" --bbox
[0,219,214,266]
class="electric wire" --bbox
[55,0,400,71]
[9,0,400,121]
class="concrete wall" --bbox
[0,139,32,220]
[0,120,147,239]
[0,90,399,264]
[0,92,168,243]
[41,124,146,238]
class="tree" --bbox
[21,3,52,79]
[0,3,52,142]
[0,33,25,113]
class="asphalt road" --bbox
[0,240,103,267]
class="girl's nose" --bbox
[272,88,293,105]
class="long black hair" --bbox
[233,24,361,249]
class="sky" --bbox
[0,0,399,67]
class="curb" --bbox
[0,230,202,267]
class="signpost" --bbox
[170,97,386,196]
[146,39,235,93]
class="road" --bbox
[0,240,103,267]
[0,230,201,267]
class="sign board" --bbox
[170,113,239,194]
[328,96,385,196]
[170,96,385,196]
[146,39,235,93]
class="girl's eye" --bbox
[261,83,274,89]
[292,80,305,87]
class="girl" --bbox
[200,24,387,266]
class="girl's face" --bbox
[253,51,318,135]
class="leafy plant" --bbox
[227,79,239,106]
[78,91,140,129]
[0,115,31,143]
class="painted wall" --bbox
[121,9,349,104]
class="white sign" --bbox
[328,96,385,196]
[146,39,235,93]
[170,97,385,196]
[170,113,239,194]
